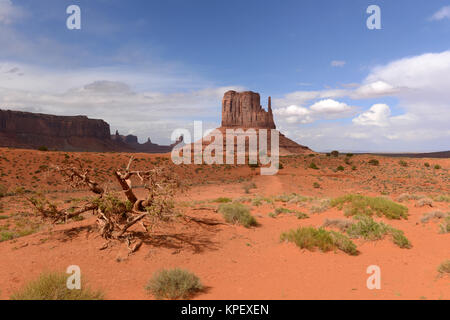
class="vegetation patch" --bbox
[145,268,203,300]
[280,227,358,256]
[218,203,257,228]
[330,194,408,220]
[437,260,450,274]
[10,272,103,300]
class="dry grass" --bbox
[10,272,103,300]
[145,268,203,300]
[218,202,257,228]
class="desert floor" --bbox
[0,147,448,300]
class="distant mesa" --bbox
[0,109,180,153]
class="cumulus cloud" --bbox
[331,60,346,67]
[0,0,23,24]
[274,50,450,152]
[274,99,355,124]
[431,6,450,21]
[0,62,244,144]
[352,104,391,127]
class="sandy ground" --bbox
[0,148,448,300]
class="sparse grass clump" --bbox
[313,182,320,189]
[420,211,448,224]
[145,269,203,300]
[280,227,358,255]
[310,199,331,214]
[415,198,433,208]
[439,216,450,234]
[368,159,379,166]
[10,272,103,300]
[212,197,232,203]
[322,218,353,232]
[218,203,257,228]
[437,260,450,274]
[397,193,424,202]
[309,162,319,170]
[398,160,408,167]
[336,166,344,172]
[331,194,408,220]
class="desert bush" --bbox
[368,159,379,166]
[10,272,103,300]
[439,216,450,234]
[424,162,430,168]
[313,182,320,189]
[415,198,433,208]
[322,218,353,232]
[389,229,412,248]
[242,182,257,194]
[331,194,408,220]
[37,146,48,152]
[398,160,408,167]
[330,150,339,157]
[437,260,450,274]
[420,211,447,224]
[309,162,319,170]
[0,184,7,198]
[296,212,309,219]
[336,166,344,172]
[433,194,450,202]
[280,227,358,256]
[397,193,424,202]
[218,203,257,228]
[145,269,203,300]
[434,164,441,170]
[346,215,411,248]
[212,197,232,203]
[346,153,354,158]
[310,199,331,214]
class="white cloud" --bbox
[309,99,352,114]
[331,60,346,67]
[274,50,450,151]
[274,99,355,125]
[431,5,450,21]
[352,104,391,127]
[0,61,244,144]
[0,0,23,24]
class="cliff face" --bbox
[221,91,276,129]
[0,110,110,139]
[0,109,179,153]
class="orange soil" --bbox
[0,148,448,300]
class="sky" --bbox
[0,0,449,152]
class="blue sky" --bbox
[1,0,449,152]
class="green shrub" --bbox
[313,182,320,189]
[434,164,441,170]
[390,228,412,248]
[212,197,232,203]
[145,269,203,300]
[331,151,339,157]
[336,166,344,171]
[368,159,379,166]
[37,146,48,152]
[10,272,103,300]
[347,215,390,241]
[331,194,408,220]
[439,216,450,234]
[280,227,358,255]
[346,153,354,158]
[424,162,430,168]
[398,160,408,167]
[309,162,319,170]
[0,184,7,198]
[437,260,450,274]
[218,203,257,228]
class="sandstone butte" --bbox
[198,90,312,156]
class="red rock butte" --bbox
[221,91,276,129]
[202,90,312,155]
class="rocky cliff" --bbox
[0,109,179,153]
[221,91,276,129]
